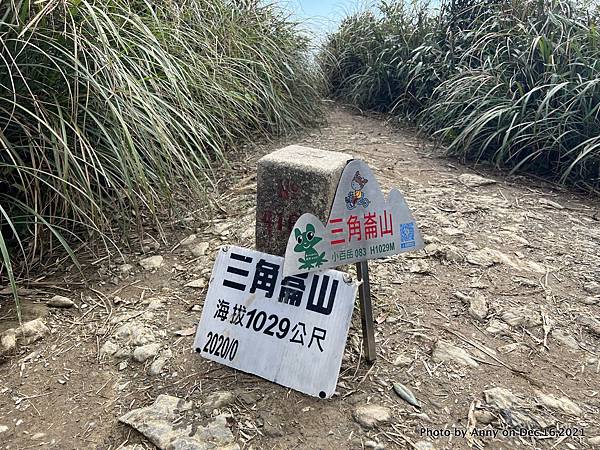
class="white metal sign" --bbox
[282,159,424,277]
[193,246,358,398]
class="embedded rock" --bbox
[432,341,479,368]
[501,306,542,328]
[588,436,600,446]
[458,174,497,187]
[486,319,510,335]
[139,255,164,270]
[535,390,582,416]
[185,279,206,289]
[114,323,155,346]
[47,295,76,308]
[120,264,134,273]
[484,387,548,428]
[552,329,579,350]
[203,392,235,412]
[0,329,16,354]
[119,395,239,450]
[179,234,197,247]
[577,315,600,335]
[191,242,210,257]
[100,341,119,358]
[133,343,161,363]
[584,281,600,295]
[353,404,392,428]
[17,319,50,345]
[149,349,173,376]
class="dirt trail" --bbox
[1,105,599,450]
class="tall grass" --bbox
[320,0,600,190]
[0,0,322,319]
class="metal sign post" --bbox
[356,261,376,363]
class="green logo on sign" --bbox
[294,223,328,270]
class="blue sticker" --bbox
[400,223,415,249]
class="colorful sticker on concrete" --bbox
[283,159,424,277]
[294,223,328,270]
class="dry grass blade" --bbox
[320,0,600,190]
[0,0,323,317]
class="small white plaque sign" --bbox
[194,245,358,398]
[282,159,424,276]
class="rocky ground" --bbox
[1,104,599,450]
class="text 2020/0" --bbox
[202,332,239,361]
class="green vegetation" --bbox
[0,0,322,318]
[320,0,600,190]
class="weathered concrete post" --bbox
[256,145,352,256]
[256,145,378,363]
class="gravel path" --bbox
[1,105,599,449]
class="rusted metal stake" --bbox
[356,261,376,363]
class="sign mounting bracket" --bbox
[356,261,376,363]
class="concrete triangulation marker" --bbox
[256,145,352,256]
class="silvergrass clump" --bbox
[0,0,323,318]
[320,0,600,190]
